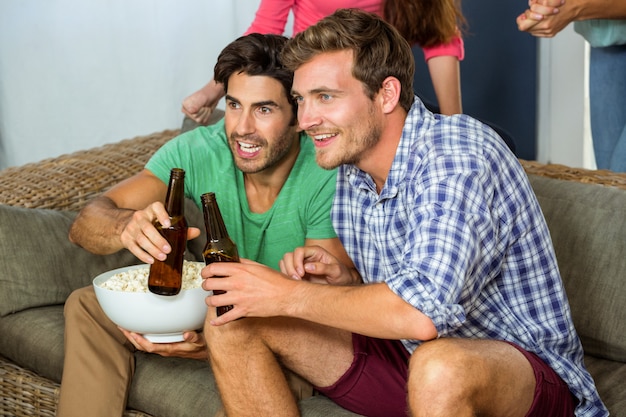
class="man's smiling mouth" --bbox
[311,133,337,142]
[238,141,262,154]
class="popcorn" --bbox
[98,261,203,292]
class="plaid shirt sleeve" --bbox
[331,102,608,416]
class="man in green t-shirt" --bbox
[56,34,351,417]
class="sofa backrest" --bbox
[529,175,626,362]
[0,198,205,317]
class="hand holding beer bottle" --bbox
[201,192,240,316]
[148,168,188,296]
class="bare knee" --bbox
[408,339,537,417]
[409,338,478,386]
[204,316,306,353]
[204,315,257,352]
[408,339,482,415]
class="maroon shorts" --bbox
[505,342,578,417]
[314,334,410,417]
[315,336,577,417]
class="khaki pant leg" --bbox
[56,286,135,417]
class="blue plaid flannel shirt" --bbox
[331,97,607,416]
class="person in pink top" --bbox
[182,0,466,123]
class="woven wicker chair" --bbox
[1,128,625,416]
[0,130,179,417]
[520,159,626,190]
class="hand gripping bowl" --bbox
[93,262,209,343]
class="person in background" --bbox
[56,33,352,417]
[200,9,606,416]
[383,0,465,115]
[518,0,626,172]
[182,0,466,125]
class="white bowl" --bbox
[93,263,209,343]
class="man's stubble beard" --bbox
[230,129,297,174]
[315,109,382,170]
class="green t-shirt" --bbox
[145,120,337,270]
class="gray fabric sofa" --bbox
[0,130,624,416]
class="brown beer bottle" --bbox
[201,192,239,316]
[148,168,188,296]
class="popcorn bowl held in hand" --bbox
[93,262,209,343]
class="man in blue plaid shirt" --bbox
[201,9,607,417]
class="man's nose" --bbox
[234,112,255,135]
[297,102,322,131]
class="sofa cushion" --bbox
[182,199,206,261]
[128,354,221,417]
[0,306,364,417]
[529,175,626,362]
[0,197,207,317]
[584,355,626,415]
[0,205,138,316]
[0,305,65,382]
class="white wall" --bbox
[0,0,261,169]
[536,25,595,169]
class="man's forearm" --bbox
[69,196,134,255]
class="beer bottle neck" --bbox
[201,193,228,241]
[165,169,185,218]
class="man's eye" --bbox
[228,101,240,109]
[293,96,303,104]
[259,106,272,114]
[320,94,331,102]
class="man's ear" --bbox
[379,76,401,114]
